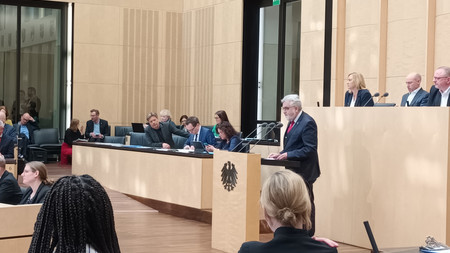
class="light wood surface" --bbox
[72,144,213,209]
[211,151,261,253]
[305,107,450,248]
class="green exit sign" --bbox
[273,0,280,6]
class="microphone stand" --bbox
[231,122,268,152]
[246,123,283,153]
[363,92,380,107]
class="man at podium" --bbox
[268,94,320,236]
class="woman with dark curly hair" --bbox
[28,174,120,253]
[206,121,241,152]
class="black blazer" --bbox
[427,86,450,106]
[144,122,189,148]
[344,89,374,107]
[239,227,337,253]
[14,121,39,144]
[3,124,17,139]
[282,112,320,183]
[0,170,23,205]
[85,119,110,139]
[0,134,15,158]
[401,88,429,106]
[20,182,51,204]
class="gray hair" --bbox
[437,66,450,77]
[281,94,302,109]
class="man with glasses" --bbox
[428,66,450,106]
[268,94,320,237]
[183,116,216,150]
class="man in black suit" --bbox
[144,112,189,149]
[269,94,320,236]
[400,72,429,106]
[428,66,450,106]
[85,109,110,142]
[15,112,39,159]
[0,121,14,158]
[0,155,23,205]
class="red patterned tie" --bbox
[287,121,295,133]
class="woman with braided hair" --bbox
[238,170,338,253]
[20,161,52,204]
[28,174,121,253]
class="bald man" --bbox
[428,66,450,106]
[400,72,429,106]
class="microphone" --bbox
[363,92,379,107]
[231,122,268,152]
[376,92,389,103]
[406,100,410,107]
[237,123,275,152]
[246,122,284,153]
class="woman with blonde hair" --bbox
[239,170,338,253]
[60,118,84,165]
[344,72,374,107]
[20,161,52,204]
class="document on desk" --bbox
[176,149,193,153]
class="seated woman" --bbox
[20,161,52,204]
[206,121,241,152]
[344,72,374,107]
[0,106,12,126]
[28,175,121,252]
[179,114,188,132]
[61,118,84,165]
[239,170,338,253]
[212,110,229,138]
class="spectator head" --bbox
[281,94,302,122]
[70,119,80,132]
[185,116,200,134]
[347,72,367,92]
[0,111,6,123]
[217,121,238,141]
[21,161,52,187]
[0,155,5,171]
[90,109,100,123]
[28,87,37,98]
[159,109,171,123]
[28,175,120,253]
[0,106,9,118]
[214,110,229,124]
[179,115,188,126]
[405,73,422,93]
[433,66,450,93]
[20,113,31,125]
[261,170,311,232]
[147,112,160,130]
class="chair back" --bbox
[129,132,150,146]
[115,126,133,136]
[33,128,59,145]
[104,136,126,144]
[172,135,187,149]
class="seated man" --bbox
[85,109,110,142]
[184,116,216,149]
[400,72,429,106]
[0,155,23,205]
[14,112,39,159]
[145,112,190,149]
[0,111,16,139]
[0,121,14,158]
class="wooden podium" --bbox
[211,150,261,253]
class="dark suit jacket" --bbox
[3,124,17,139]
[282,112,320,183]
[238,227,337,253]
[14,121,39,144]
[401,88,429,106]
[0,170,23,205]
[184,126,216,147]
[0,134,15,158]
[85,119,110,139]
[145,122,189,148]
[427,86,450,106]
[215,135,241,152]
[344,89,374,107]
[19,182,51,204]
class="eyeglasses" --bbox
[434,76,448,81]
[282,106,292,111]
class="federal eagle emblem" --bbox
[221,161,238,191]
